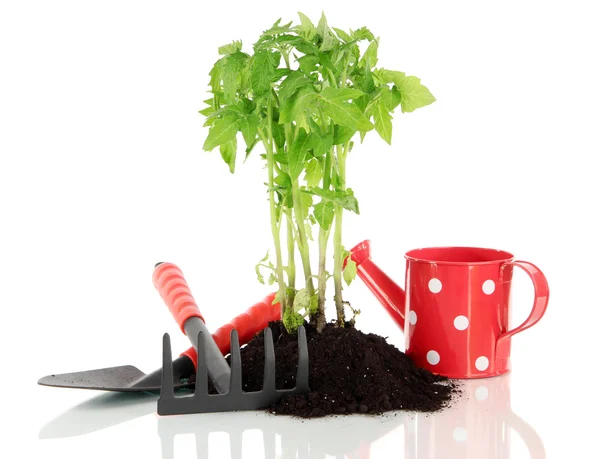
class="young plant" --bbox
[201,13,435,333]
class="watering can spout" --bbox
[349,240,406,331]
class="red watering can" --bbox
[349,240,549,379]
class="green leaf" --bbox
[379,85,399,111]
[221,52,249,102]
[304,158,322,187]
[295,39,320,55]
[297,12,317,41]
[397,76,436,113]
[218,40,242,55]
[273,153,288,165]
[198,105,214,117]
[219,137,237,173]
[278,71,313,101]
[244,138,258,161]
[390,86,402,110]
[332,27,352,43]
[299,189,313,220]
[289,130,314,180]
[306,187,360,214]
[359,38,379,68]
[273,68,292,82]
[238,113,259,149]
[293,288,311,313]
[273,172,292,188]
[320,89,373,131]
[283,307,304,333]
[319,53,337,74]
[268,272,277,285]
[204,103,247,122]
[341,246,350,261]
[251,50,280,96]
[305,221,314,241]
[321,87,365,102]
[208,59,223,94]
[333,125,355,145]
[358,66,376,94]
[343,258,357,286]
[297,55,319,74]
[344,188,360,214]
[271,121,286,149]
[262,18,294,37]
[317,13,337,52]
[279,86,318,130]
[274,172,291,189]
[351,27,375,41]
[256,266,265,284]
[310,128,334,157]
[373,98,393,144]
[203,115,239,151]
[375,68,406,87]
[313,201,335,230]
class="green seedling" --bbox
[201,12,435,332]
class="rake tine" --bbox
[295,326,310,392]
[229,329,242,394]
[263,327,276,391]
[160,333,175,400]
[194,331,208,397]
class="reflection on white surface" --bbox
[404,375,546,459]
[39,374,545,458]
[157,374,545,458]
[158,410,406,459]
[39,391,157,439]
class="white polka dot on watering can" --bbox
[453,427,468,442]
[482,279,495,295]
[475,385,489,401]
[408,310,417,325]
[475,356,489,371]
[427,350,440,365]
[453,315,469,330]
[428,278,442,293]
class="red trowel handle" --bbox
[152,262,205,333]
[180,292,280,366]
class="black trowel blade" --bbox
[38,355,195,392]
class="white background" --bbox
[1,0,599,458]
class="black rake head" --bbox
[157,326,309,416]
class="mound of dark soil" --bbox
[197,322,458,418]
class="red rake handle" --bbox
[180,292,280,367]
[152,262,205,333]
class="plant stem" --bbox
[282,51,291,69]
[292,180,315,296]
[285,208,296,289]
[333,143,348,326]
[284,123,314,298]
[260,100,287,317]
[316,149,332,331]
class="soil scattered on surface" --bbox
[194,322,459,418]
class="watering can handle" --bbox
[496,261,549,361]
[505,409,547,458]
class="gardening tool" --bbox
[348,239,549,378]
[153,262,232,393]
[37,291,280,392]
[158,326,309,415]
[154,263,310,415]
